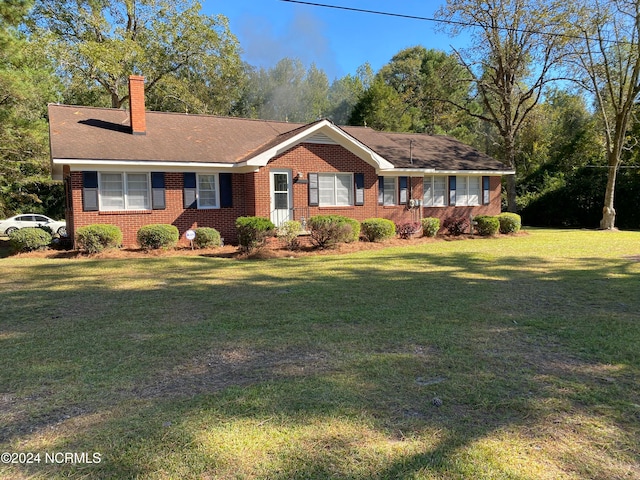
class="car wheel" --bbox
[57,227,67,236]
[5,227,18,235]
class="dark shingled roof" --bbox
[343,127,503,171]
[48,104,508,172]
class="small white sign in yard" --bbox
[185,229,196,249]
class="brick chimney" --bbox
[128,75,146,135]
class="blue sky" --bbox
[201,1,472,79]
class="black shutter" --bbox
[482,176,490,205]
[82,171,99,211]
[354,173,365,206]
[378,177,384,205]
[220,173,233,207]
[183,172,197,208]
[151,172,166,210]
[399,176,408,204]
[308,173,319,206]
[449,176,457,206]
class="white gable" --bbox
[239,120,395,171]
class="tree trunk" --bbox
[111,91,120,109]
[503,133,518,212]
[599,162,618,229]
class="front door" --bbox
[270,170,292,227]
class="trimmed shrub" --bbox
[343,217,361,243]
[137,224,179,250]
[361,218,396,242]
[498,212,522,234]
[194,227,221,249]
[277,220,302,250]
[474,215,500,236]
[37,224,54,236]
[9,227,52,253]
[307,215,353,249]
[236,216,275,253]
[422,217,440,238]
[76,224,122,253]
[443,216,469,236]
[395,222,420,240]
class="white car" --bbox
[0,214,67,236]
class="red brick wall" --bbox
[259,143,425,224]
[69,171,246,247]
[421,175,502,232]
[67,145,504,247]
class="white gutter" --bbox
[379,168,516,175]
[50,158,259,180]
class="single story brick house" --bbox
[48,75,514,247]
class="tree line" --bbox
[2,0,639,230]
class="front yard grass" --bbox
[0,228,639,479]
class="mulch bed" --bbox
[1,232,527,261]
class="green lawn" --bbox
[0,229,639,479]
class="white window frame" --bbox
[468,176,481,206]
[98,172,151,211]
[423,176,446,207]
[455,176,481,207]
[318,173,353,207]
[382,176,397,206]
[197,173,220,209]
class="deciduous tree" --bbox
[437,0,573,212]
[567,0,640,229]
[28,0,244,113]
[236,58,331,123]
[349,47,475,139]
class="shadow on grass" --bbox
[1,248,639,478]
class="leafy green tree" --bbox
[566,0,640,229]
[349,74,412,131]
[349,47,477,140]
[236,58,330,123]
[0,0,62,218]
[517,90,604,214]
[437,0,573,212]
[326,63,372,125]
[28,0,244,113]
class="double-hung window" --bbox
[99,172,150,210]
[468,176,481,206]
[197,174,218,208]
[449,176,481,206]
[423,176,446,206]
[318,173,353,206]
[378,176,409,205]
[380,177,396,205]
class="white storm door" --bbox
[270,170,292,227]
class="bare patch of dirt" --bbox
[132,346,333,399]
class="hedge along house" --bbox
[48,75,514,247]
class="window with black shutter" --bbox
[82,171,99,211]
